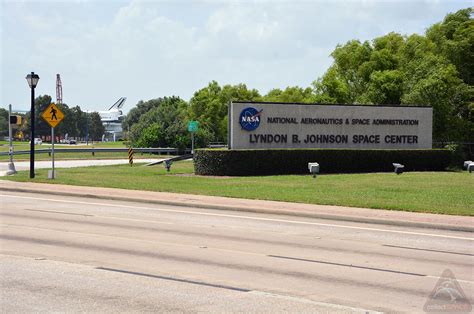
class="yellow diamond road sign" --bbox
[41,103,64,128]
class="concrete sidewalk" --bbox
[0,180,472,233]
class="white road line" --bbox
[2,194,473,241]
[248,291,382,313]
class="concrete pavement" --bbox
[1,179,472,232]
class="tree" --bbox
[312,9,473,141]
[188,81,262,144]
[32,95,53,138]
[88,112,105,142]
[426,8,473,85]
[0,108,8,137]
[55,103,73,138]
[131,97,189,149]
[312,66,350,103]
[263,86,315,103]
[122,98,164,131]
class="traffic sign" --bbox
[41,103,64,128]
[188,120,199,132]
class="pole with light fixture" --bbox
[26,72,40,179]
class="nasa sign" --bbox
[239,107,262,131]
[229,101,432,150]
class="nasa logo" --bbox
[239,107,263,131]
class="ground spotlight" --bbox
[164,159,173,172]
[308,162,320,178]
[467,163,474,173]
[392,163,404,175]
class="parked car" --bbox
[29,138,42,145]
[69,139,77,145]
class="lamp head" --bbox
[26,72,40,88]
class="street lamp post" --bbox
[26,72,40,179]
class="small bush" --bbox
[194,149,451,176]
[445,144,465,168]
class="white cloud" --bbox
[1,0,471,112]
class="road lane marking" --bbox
[268,254,426,276]
[2,209,174,226]
[248,291,382,313]
[382,244,474,256]
[2,194,473,241]
[23,208,94,217]
[96,267,251,292]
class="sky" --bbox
[0,0,471,113]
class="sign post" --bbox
[6,104,17,175]
[128,147,134,166]
[41,103,64,179]
[187,121,199,154]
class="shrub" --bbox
[444,144,465,168]
[194,149,451,176]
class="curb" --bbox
[1,186,472,233]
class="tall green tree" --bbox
[55,103,73,138]
[426,8,474,85]
[88,112,105,142]
[122,98,164,131]
[263,86,315,103]
[70,106,87,138]
[188,81,261,144]
[313,9,473,141]
[31,95,52,138]
[0,108,8,137]
[131,96,189,149]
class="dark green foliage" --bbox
[88,112,105,141]
[122,98,165,130]
[0,108,8,137]
[194,149,451,176]
[312,9,473,142]
[130,96,189,149]
[33,95,53,137]
[426,8,474,85]
[188,81,262,144]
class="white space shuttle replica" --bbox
[98,97,126,122]
[96,97,126,141]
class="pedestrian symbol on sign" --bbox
[41,103,64,128]
[50,107,58,120]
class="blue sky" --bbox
[1,0,471,113]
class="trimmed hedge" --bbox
[194,149,451,176]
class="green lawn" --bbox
[0,140,127,152]
[0,141,161,161]
[3,161,473,216]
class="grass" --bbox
[0,140,127,151]
[0,141,163,161]
[3,160,473,216]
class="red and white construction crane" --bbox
[56,74,63,105]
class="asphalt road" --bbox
[1,191,473,312]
